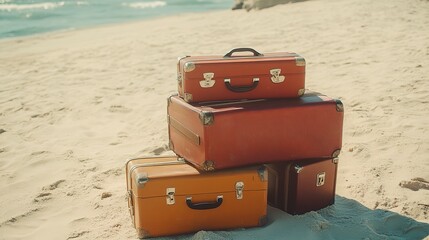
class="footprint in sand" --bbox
[35,180,66,202]
[108,105,131,113]
[42,179,66,191]
[110,132,129,145]
[31,112,51,118]
[0,147,8,154]
[151,145,169,155]
[399,178,429,191]
[93,96,103,105]
[31,150,49,156]
[67,231,90,240]
[1,208,40,226]
[34,192,52,202]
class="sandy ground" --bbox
[0,0,428,239]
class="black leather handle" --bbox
[223,48,263,58]
[186,196,223,210]
[224,78,259,93]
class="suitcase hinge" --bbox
[166,188,175,205]
[332,157,339,164]
[200,73,216,88]
[235,181,244,200]
[298,88,305,96]
[270,68,285,83]
[128,190,135,227]
[128,190,134,216]
[199,111,214,125]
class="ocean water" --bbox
[0,0,232,39]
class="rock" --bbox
[232,0,307,11]
[232,0,244,10]
[101,192,112,199]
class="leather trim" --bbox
[169,116,200,145]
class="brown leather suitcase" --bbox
[266,158,338,215]
[126,156,268,238]
[167,91,344,171]
[177,48,306,103]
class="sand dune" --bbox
[0,0,428,239]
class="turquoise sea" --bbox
[0,0,232,39]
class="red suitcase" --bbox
[177,48,306,103]
[167,91,344,171]
[266,158,338,215]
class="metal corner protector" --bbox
[295,57,306,67]
[257,166,268,182]
[184,93,193,102]
[335,99,344,112]
[184,62,196,72]
[332,149,341,158]
[203,160,215,171]
[135,172,149,187]
[199,111,214,125]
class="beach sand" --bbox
[0,0,429,239]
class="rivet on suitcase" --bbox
[266,157,339,215]
[177,48,306,103]
[167,91,344,171]
[126,156,268,238]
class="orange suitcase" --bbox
[177,48,305,103]
[266,158,338,215]
[167,91,343,171]
[126,156,268,238]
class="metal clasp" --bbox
[270,68,285,83]
[166,188,175,205]
[316,172,326,187]
[235,181,244,200]
[200,72,215,88]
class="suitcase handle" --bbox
[223,48,263,58]
[224,78,259,92]
[186,196,223,210]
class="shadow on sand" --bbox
[159,195,429,240]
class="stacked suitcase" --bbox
[126,48,344,238]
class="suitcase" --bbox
[126,156,268,238]
[177,48,306,103]
[167,91,344,171]
[266,158,338,215]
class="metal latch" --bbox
[316,172,326,187]
[200,72,215,88]
[270,68,285,83]
[166,188,175,205]
[235,181,244,200]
